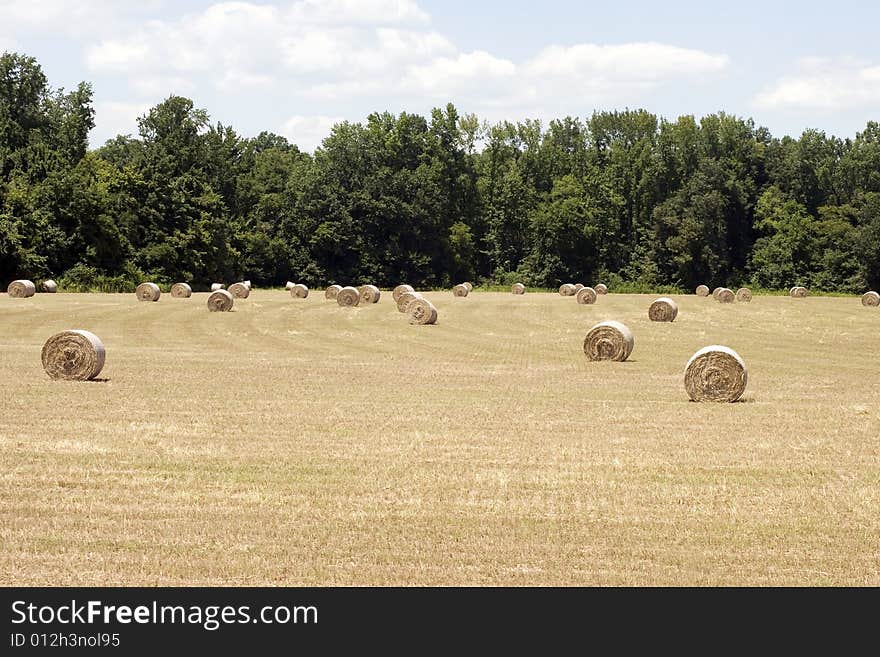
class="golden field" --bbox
[1,290,878,585]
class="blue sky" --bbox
[2,0,878,150]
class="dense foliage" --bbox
[2,52,878,292]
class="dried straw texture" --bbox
[211,283,224,291]
[695,285,710,297]
[583,321,634,362]
[684,345,748,403]
[407,297,438,325]
[397,291,422,313]
[736,288,753,303]
[136,282,160,302]
[648,297,678,322]
[712,287,724,300]
[359,284,380,304]
[791,286,808,298]
[453,284,469,297]
[325,285,342,299]
[392,284,414,302]
[41,330,105,381]
[573,283,584,292]
[558,283,576,296]
[716,288,735,303]
[286,281,295,290]
[7,280,36,297]
[228,283,250,299]
[463,282,474,292]
[594,284,608,295]
[511,283,526,295]
[207,289,234,312]
[862,291,880,307]
[336,286,360,307]
[41,280,57,293]
[576,286,597,305]
[291,284,309,299]
[170,283,192,298]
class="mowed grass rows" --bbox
[1,291,878,585]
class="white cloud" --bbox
[91,101,153,145]
[279,114,345,152]
[288,0,429,25]
[753,57,880,111]
[0,0,164,38]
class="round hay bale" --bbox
[583,320,634,362]
[861,291,880,307]
[716,288,735,303]
[7,280,36,298]
[359,284,380,304]
[41,279,57,293]
[558,283,576,296]
[392,284,414,302]
[397,291,422,313]
[648,297,678,322]
[243,280,251,290]
[594,283,608,295]
[684,345,748,403]
[576,286,597,305]
[573,283,584,292]
[452,284,469,297]
[291,283,309,299]
[736,287,752,303]
[791,286,808,298]
[170,282,192,298]
[695,285,710,297]
[211,283,224,291]
[286,281,295,290]
[463,282,473,292]
[41,330,105,381]
[336,286,360,307]
[135,282,160,302]
[711,287,724,300]
[408,297,438,325]
[228,282,250,299]
[207,289,234,312]
[325,284,342,299]
[511,283,526,295]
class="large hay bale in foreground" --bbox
[452,284,469,297]
[576,286,597,304]
[684,345,748,403]
[325,284,342,299]
[211,283,224,292]
[408,297,438,325]
[791,286,808,298]
[228,282,250,299]
[594,283,608,295]
[359,284,380,304]
[291,284,309,299]
[207,289,234,312]
[135,282,160,302]
[41,330,105,381]
[583,320,634,362]
[716,288,735,303]
[170,282,192,298]
[862,291,880,307]
[736,287,752,303]
[336,286,360,307]
[41,279,57,293]
[397,291,422,312]
[511,283,526,295]
[649,297,678,322]
[7,280,36,298]
[286,281,295,291]
[392,284,414,302]
[695,285,710,297]
[558,283,576,296]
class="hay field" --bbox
[1,290,878,586]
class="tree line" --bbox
[2,52,879,292]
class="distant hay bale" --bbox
[684,345,748,403]
[170,282,192,298]
[207,289,234,312]
[41,279,57,293]
[336,286,360,307]
[463,282,474,292]
[211,283,224,291]
[135,282,160,302]
[736,287,753,303]
[325,284,342,299]
[696,285,710,297]
[286,281,295,290]
[573,283,584,292]
[408,297,438,325]
[861,291,880,307]
[452,284,469,297]
[576,286,597,304]
[711,287,724,300]
[392,284,414,302]
[7,279,36,298]
[511,283,526,295]
[716,288,735,303]
[291,283,309,299]
[583,320,634,362]
[359,284,380,304]
[243,280,251,290]
[791,286,808,298]
[558,283,576,296]
[41,329,105,381]
[228,282,250,299]
[648,297,678,322]
[397,291,422,312]
[594,283,608,295]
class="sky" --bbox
[1,0,878,151]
